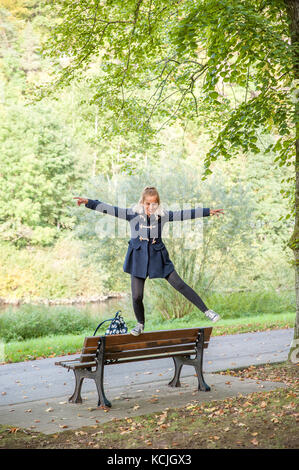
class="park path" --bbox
[0,328,293,434]
[0,328,293,405]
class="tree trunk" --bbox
[285,0,299,364]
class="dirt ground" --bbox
[0,362,298,449]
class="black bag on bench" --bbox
[93,310,128,336]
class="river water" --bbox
[0,295,135,321]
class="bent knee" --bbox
[132,294,143,304]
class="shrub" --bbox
[0,305,97,342]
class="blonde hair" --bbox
[132,186,165,216]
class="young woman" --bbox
[74,186,224,336]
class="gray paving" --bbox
[0,328,294,434]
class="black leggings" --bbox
[131,269,209,325]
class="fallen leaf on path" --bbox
[204,407,216,413]
[8,428,20,434]
[271,417,279,423]
[251,438,259,446]
[98,405,110,412]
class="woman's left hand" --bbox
[210,209,225,217]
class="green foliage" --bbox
[0,103,82,246]
[30,1,297,216]
[0,6,86,247]
[0,238,108,299]
[0,304,97,342]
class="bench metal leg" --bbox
[95,378,112,408]
[168,356,183,387]
[194,362,211,392]
[95,338,112,408]
[69,369,84,404]
[194,328,210,391]
[168,329,210,392]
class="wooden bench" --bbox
[55,327,213,408]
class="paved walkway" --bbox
[0,328,293,434]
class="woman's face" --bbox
[143,195,159,216]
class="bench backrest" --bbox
[80,327,212,364]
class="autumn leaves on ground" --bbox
[0,362,298,449]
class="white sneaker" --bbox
[130,323,144,336]
[204,309,221,322]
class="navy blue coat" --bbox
[85,199,210,279]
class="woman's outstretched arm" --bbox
[74,197,130,221]
[165,207,224,221]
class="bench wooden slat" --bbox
[105,337,197,352]
[104,343,197,360]
[82,328,204,350]
[83,327,212,348]
[106,328,201,345]
[105,350,197,364]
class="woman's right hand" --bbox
[73,197,89,206]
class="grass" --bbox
[1,312,295,364]
[0,288,295,363]
[0,362,297,449]
[147,285,295,321]
[0,305,97,342]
